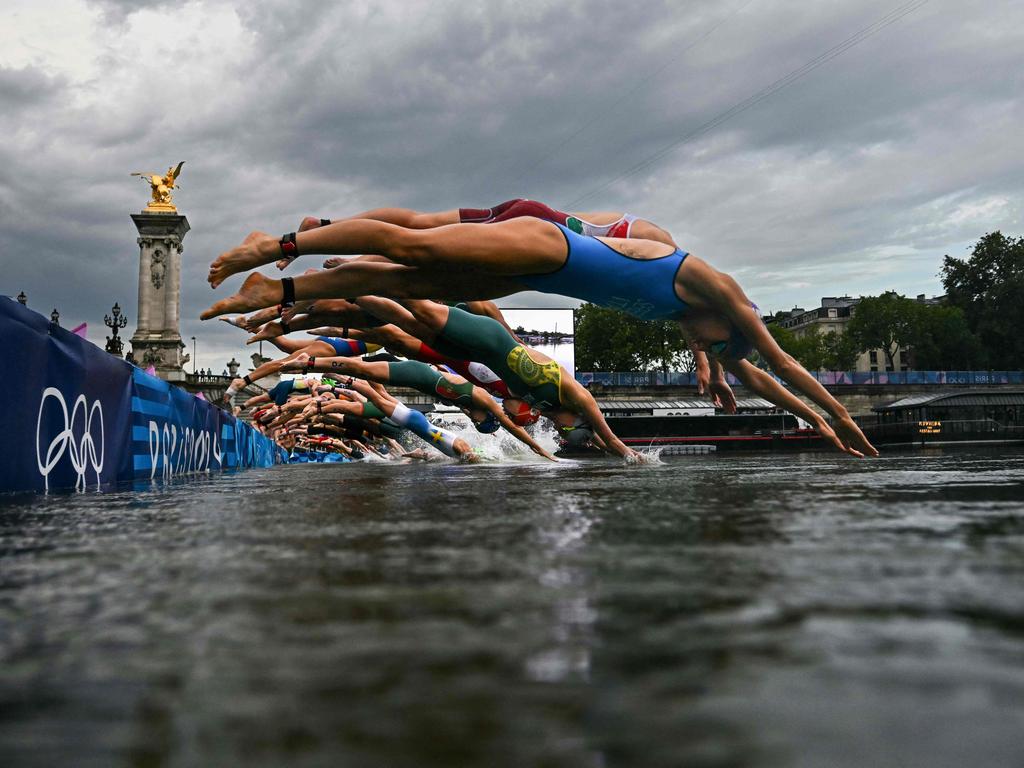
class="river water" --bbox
[2,448,1024,767]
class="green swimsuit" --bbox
[429,307,564,411]
[387,360,476,408]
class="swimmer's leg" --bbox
[208,216,564,288]
[202,261,520,320]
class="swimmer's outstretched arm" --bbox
[720,358,860,456]
[476,394,557,462]
[686,262,877,457]
[243,393,271,409]
[561,378,638,461]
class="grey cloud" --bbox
[0,65,64,107]
[4,0,1024,370]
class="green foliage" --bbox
[942,231,1024,369]
[846,292,918,368]
[574,304,692,372]
[908,304,985,370]
[759,324,861,371]
[820,331,861,371]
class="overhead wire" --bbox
[562,0,931,209]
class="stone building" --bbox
[772,295,943,372]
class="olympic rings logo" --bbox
[35,387,105,491]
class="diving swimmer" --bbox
[202,214,876,458]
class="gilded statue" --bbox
[131,161,184,211]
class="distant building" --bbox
[770,294,944,373]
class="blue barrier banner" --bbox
[0,298,284,494]
[576,369,1024,387]
[1,298,133,492]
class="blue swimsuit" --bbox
[317,336,369,356]
[519,223,690,320]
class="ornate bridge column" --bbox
[128,212,191,382]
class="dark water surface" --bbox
[2,449,1024,767]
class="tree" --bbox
[573,304,691,372]
[942,231,1024,369]
[908,304,984,370]
[846,292,918,369]
[755,323,798,369]
[820,331,861,371]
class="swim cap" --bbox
[561,426,595,448]
[475,411,501,433]
[508,400,541,427]
[710,326,753,360]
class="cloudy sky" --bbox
[2,0,1022,372]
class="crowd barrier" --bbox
[575,370,1024,387]
[0,297,285,494]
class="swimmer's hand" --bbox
[707,376,737,414]
[624,449,658,465]
[246,321,287,344]
[281,301,312,324]
[695,357,711,396]
[813,415,877,458]
[832,415,879,458]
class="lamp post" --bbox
[104,302,127,357]
[16,291,27,306]
[191,336,197,375]
[50,308,60,326]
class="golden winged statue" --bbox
[131,161,185,212]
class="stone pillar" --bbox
[128,212,190,382]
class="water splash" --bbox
[424,408,561,463]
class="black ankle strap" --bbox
[280,319,291,334]
[279,232,299,262]
[281,277,296,308]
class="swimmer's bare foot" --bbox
[200,272,282,320]
[246,322,287,344]
[281,300,314,324]
[323,257,345,269]
[218,316,247,330]
[244,306,285,328]
[208,231,280,288]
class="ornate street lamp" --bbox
[16,291,27,306]
[104,302,128,356]
[50,308,60,326]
